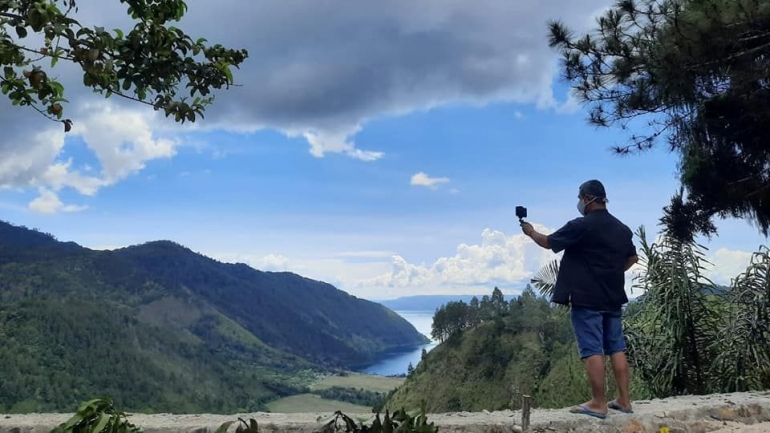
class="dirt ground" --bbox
[708,422,770,433]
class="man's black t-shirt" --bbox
[546,209,636,311]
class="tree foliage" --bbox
[430,287,510,343]
[398,286,596,412]
[548,0,770,239]
[0,0,248,130]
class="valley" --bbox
[1,218,768,418]
[0,221,426,414]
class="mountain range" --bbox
[0,220,427,413]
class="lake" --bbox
[360,311,438,376]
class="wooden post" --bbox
[521,395,531,433]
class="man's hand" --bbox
[521,221,550,249]
[520,221,535,236]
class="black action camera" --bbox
[516,206,527,221]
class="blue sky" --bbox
[0,1,765,299]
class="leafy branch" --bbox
[0,0,248,130]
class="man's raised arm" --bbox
[522,219,585,253]
[521,223,551,249]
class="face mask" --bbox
[577,197,596,216]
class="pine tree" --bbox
[548,0,770,241]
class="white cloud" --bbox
[411,172,451,189]
[704,248,754,286]
[209,226,657,300]
[555,88,583,114]
[42,159,104,196]
[301,128,383,161]
[0,128,66,190]
[514,111,525,120]
[28,189,88,214]
[353,226,558,299]
[0,98,179,214]
[71,102,177,183]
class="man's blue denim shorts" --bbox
[570,306,626,359]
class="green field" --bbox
[266,373,405,413]
[265,394,372,413]
[311,373,405,393]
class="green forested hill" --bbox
[0,221,426,413]
[113,240,429,366]
[385,287,650,413]
[0,298,311,413]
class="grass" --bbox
[311,373,405,393]
[265,394,372,413]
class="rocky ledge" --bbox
[1,391,769,433]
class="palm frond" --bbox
[531,259,560,299]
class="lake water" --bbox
[360,311,439,376]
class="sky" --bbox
[0,0,766,300]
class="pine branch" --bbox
[0,12,23,20]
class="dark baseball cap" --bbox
[579,179,607,200]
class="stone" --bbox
[620,418,647,433]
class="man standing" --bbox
[519,180,637,419]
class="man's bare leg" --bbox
[610,351,632,411]
[582,354,608,413]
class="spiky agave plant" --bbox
[624,225,722,397]
[710,246,770,392]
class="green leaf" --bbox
[215,421,234,433]
[62,412,83,430]
[92,414,110,433]
[50,81,64,96]
[15,26,28,38]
